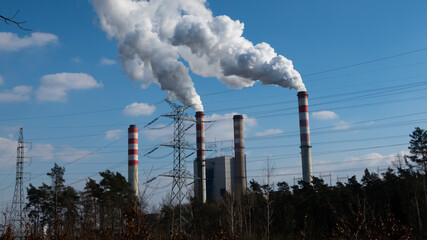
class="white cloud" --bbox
[0,32,58,51]
[312,111,339,120]
[36,73,102,102]
[100,57,116,65]
[255,129,283,137]
[333,120,352,130]
[123,102,156,117]
[0,85,32,103]
[0,75,4,85]
[106,129,124,140]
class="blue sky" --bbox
[1,0,427,210]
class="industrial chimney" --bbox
[297,91,312,183]
[233,115,246,193]
[195,111,206,203]
[128,125,139,196]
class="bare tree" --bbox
[392,153,406,170]
[1,10,30,31]
[262,156,275,240]
[223,192,236,236]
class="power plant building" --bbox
[194,114,247,200]
[194,155,246,200]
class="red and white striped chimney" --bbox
[297,91,312,183]
[195,111,206,202]
[128,125,139,196]
[233,114,246,193]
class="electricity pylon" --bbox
[161,100,196,232]
[11,128,26,240]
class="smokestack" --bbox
[297,91,312,184]
[128,125,139,196]
[233,115,246,193]
[195,111,206,203]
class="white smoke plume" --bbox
[90,0,305,111]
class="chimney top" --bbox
[233,115,243,120]
[297,91,308,98]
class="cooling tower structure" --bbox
[195,111,207,203]
[233,115,246,193]
[128,125,139,196]
[297,91,313,184]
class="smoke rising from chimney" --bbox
[90,0,306,111]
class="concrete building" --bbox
[194,155,247,200]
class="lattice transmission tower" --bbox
[161,100,196,232]
[11,128,26,240]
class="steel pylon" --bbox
[11,128,25,240]
[161,100,196,232]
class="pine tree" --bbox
[408,127,427,174]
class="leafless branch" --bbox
[0,10,31,31]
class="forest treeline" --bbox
[1,127,426,240]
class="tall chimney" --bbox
[128,125,139,196]
[297,91,312,184]
[195,111,206,202]
[233,115,246,193]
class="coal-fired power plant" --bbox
[195,111,207,203]
[233,115,246,193]
[297,91,313,183]
[128,125,139,196]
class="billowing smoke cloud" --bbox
[90,0,305,111]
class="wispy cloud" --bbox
[0,137,17,167]
[29,143,55,161]
[123,102,156,117]
[0,85,32,103]
[71,57,82,63]
[100,57,116,65]
[0,32,58,51]
[55,147,91,163]
[105,129,124,140]
[333,120,352,130]
[36,73,102,102]
[344,151,409,167]
[143,124,173,142]
[203,113,256,142]
[312,110,353,131]
[255,129,283,137]
[142,113,257,143]
[0,75,4,85]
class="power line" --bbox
[245,165,393,179]
[206,78,427,114]
[301,47,427,78]
[0,76,423,135]
[246,134,408,150]
[0,100,165,122]
[304,60,427,83]
[1,115,418,161]
[1,49,426,125]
